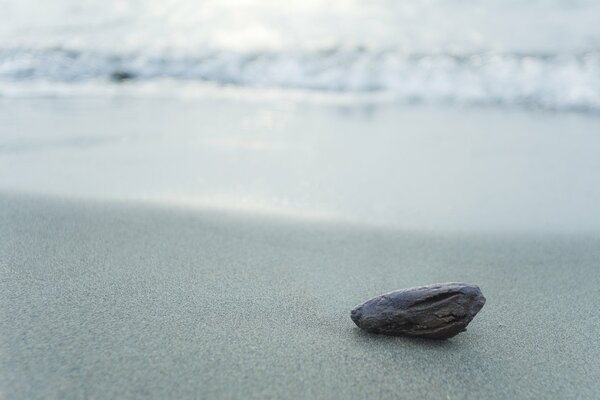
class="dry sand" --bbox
[1,193,599,399]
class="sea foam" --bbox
[1,0,600,111]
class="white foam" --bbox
[1,0,600,111]
[1,49,599,111]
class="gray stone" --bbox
[351,283,486,339]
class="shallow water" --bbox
[2,97,600,232]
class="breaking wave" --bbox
[2,47,599,111]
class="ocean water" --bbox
[2,97,600,232]
[3,1,600,232]
[1,0,600,111]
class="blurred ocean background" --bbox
[1,0,600,111]
[1,0,600,232]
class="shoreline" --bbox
[3,98,600,234]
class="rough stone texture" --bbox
[351,283,486,339]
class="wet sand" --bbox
[1,193,599,399]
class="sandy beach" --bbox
[2,193,599,399]
[3,1,600,398]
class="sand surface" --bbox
[1,193,599,399]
